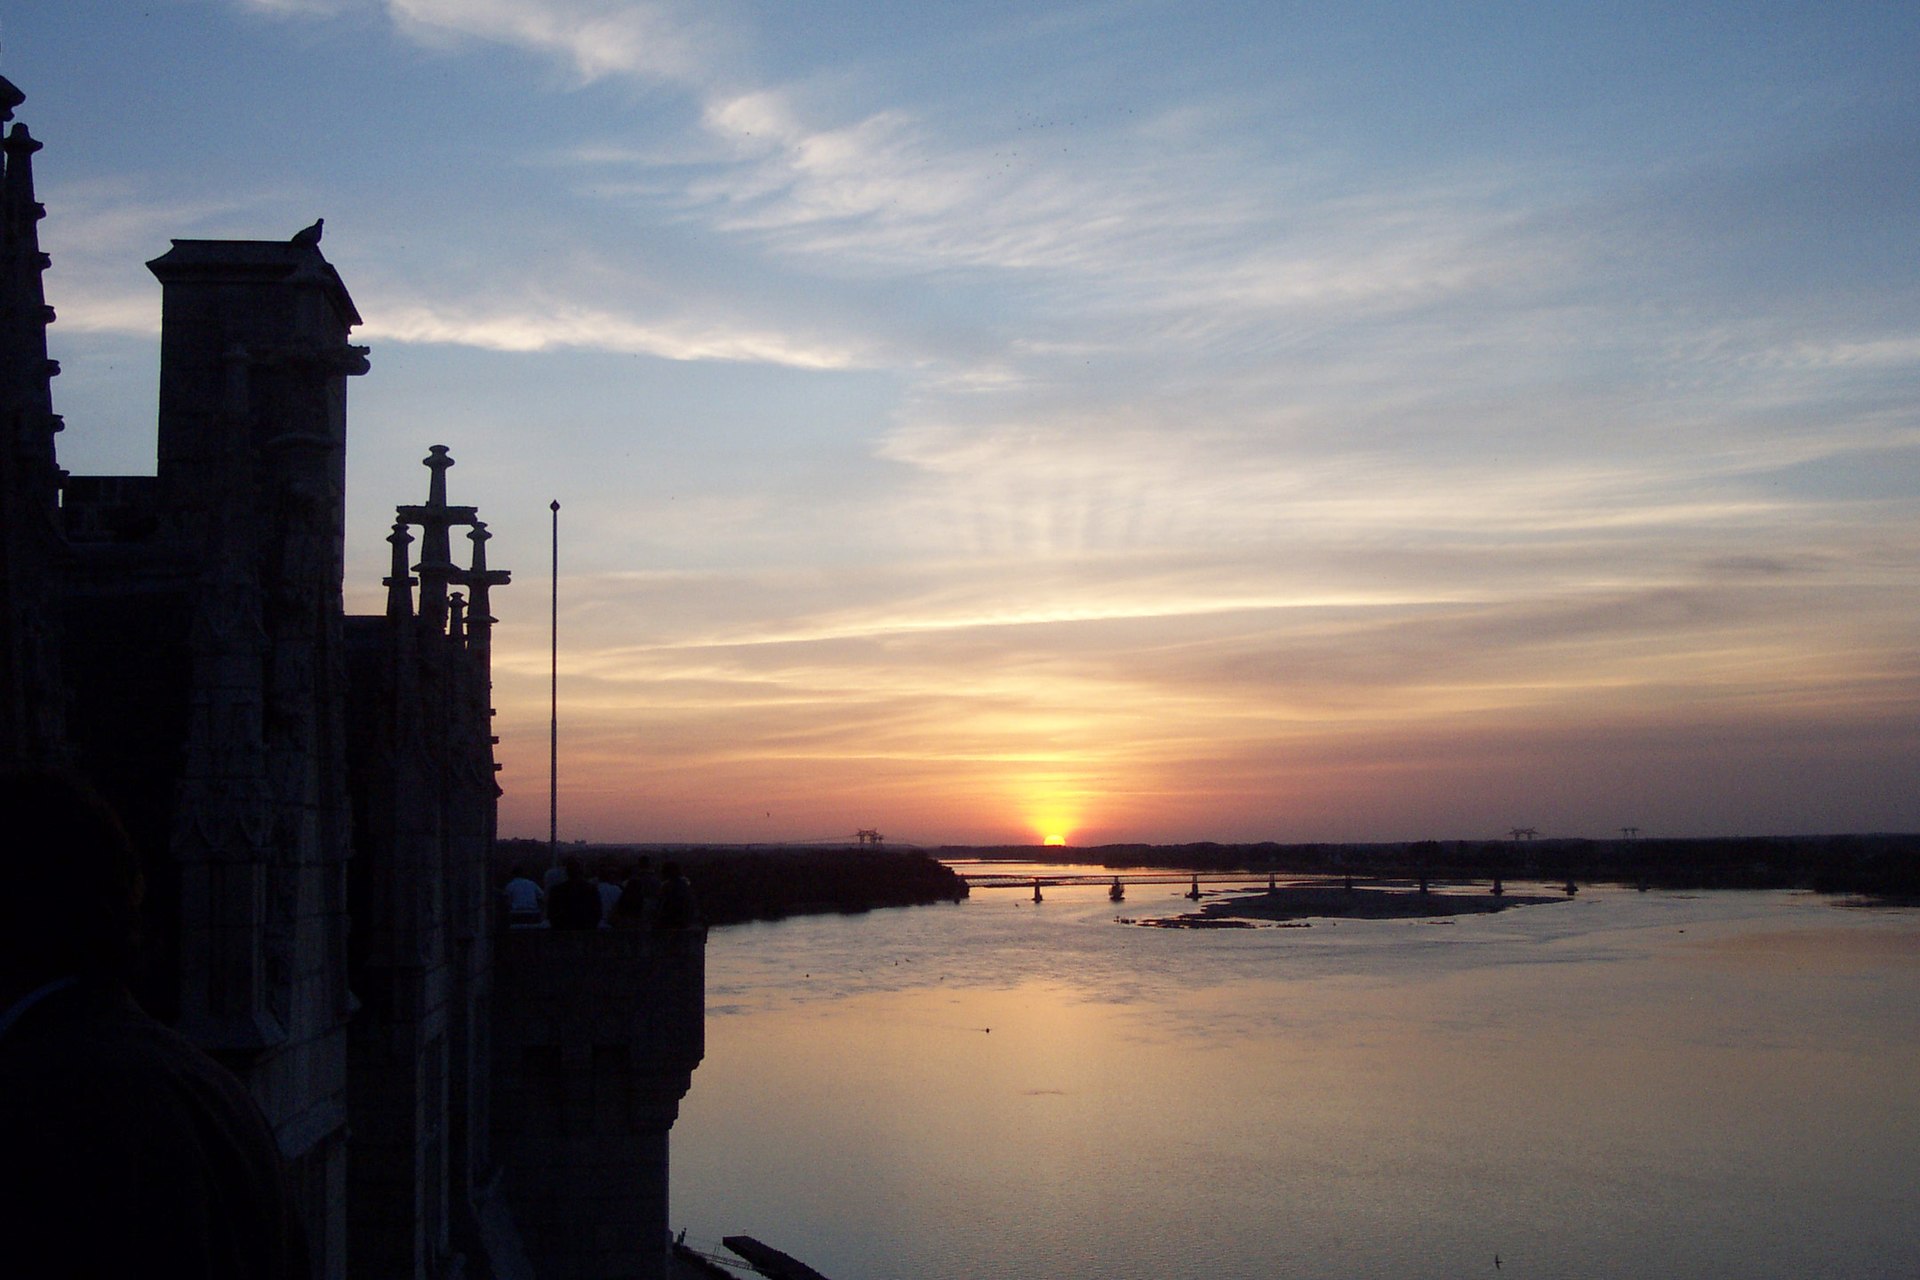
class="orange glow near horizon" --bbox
[476,580,1920,846]
[1027,803,1080,849]
[1018,780,1086,849]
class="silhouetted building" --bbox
[0,75,703,1280]
[0,78,67,765]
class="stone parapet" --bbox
[494,928,705,1066]
[492,928,706,1280]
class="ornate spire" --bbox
[395,444,477,635]
[1,111,63,490]
[384,520,415,621]
[0,77,68,764]
[453,519,510,660]
[425,442,452,507]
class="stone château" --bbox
[0,74,704,1279]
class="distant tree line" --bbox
[493,841,970,925]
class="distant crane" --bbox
[1507,826,1538,841]
[1620,826,1640,840]
[854,828,885,846]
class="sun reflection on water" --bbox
[674,884,1920,1279]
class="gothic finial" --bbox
[3,120,42,159]
[467,520,492,572]
[455,519,509,660]
[423,445,453,509]
[384,521,415,620]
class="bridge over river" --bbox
[954,869,1539,902]
[960,870,1311,892]
[967,871,1282,890]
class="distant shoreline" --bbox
[935,834,1920,897]
[494,833,1920,926]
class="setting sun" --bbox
[1021,781,1085,849]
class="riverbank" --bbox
[495,841,969,926]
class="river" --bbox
[669,868,1920,1279]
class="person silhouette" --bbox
[655,861,698,930]
[546,855,603,930]
[501,864,545,928]
[609,856,656,929]
[0,767,309,1278]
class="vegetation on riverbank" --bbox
[494,841,968,926]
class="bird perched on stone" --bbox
[290,218,324,246]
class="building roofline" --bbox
[146,238,363,328]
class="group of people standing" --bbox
[500,855,697,932]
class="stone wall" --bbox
[493,928,706,1280]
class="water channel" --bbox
[670,867,1920,1279]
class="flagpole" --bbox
[548,498,559,872]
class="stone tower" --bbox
[0,75,67,766]
[1,73,706,1279]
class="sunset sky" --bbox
[13,2,1919,845]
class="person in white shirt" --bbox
[594,872,622,927]
[501,867,544,928]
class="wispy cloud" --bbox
[487,553,1920,841]
[383,0,731,86]
[90,3,1920,840]
[40,180,262,337]
[359,295,869,367]
[234,0,365,15]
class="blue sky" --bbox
[11,1,1919,843]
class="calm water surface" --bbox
[670,873,1920,1279]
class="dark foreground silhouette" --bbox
[0,769,308,1279]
